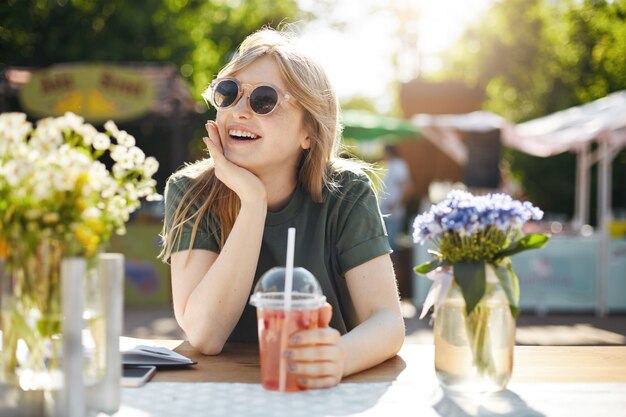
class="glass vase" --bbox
[0,239,107,416]
[433,265,515,394]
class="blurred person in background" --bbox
[379,144,412,250]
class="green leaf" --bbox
[414,259,449,275]
[454,261,486,315]
[495,233,550,260]
[493,261,521,318]
[426,249,443,258]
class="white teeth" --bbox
[229,129,258,139]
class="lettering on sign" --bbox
[41,73,73,94]
[100,72,145,97]
[19,64,155,123]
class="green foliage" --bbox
[440,0,626,221]
[439,226,508,264]
[1,0,174,64]
[453,261,486,316]
[341,96,379,113]
[415,231,548,316]
[414,257,450,275]
[506,149,579,218]
[494,260,520,317]
[0,0,302,98]
[495,233,550,261]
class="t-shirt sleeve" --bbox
[164,176,220,255]
[334,173,392,274]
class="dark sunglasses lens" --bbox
[213,80,239,108]
[250,86,279,115]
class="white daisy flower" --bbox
[93,133,111,151]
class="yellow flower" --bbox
[76,198,89,212]
[85,216,105,235]
[0,239,8,259]
[42,212,60,224]
[74,224,100,257]
[76,172,89,188]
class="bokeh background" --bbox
[1,0,625,344]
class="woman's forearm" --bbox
[182,200,267,354]
[340,308,405,377]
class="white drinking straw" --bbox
[284,227,296,311]
[279,227,296,392]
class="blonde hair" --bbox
[159,27,370,263]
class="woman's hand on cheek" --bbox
[204,121,266,204]
[284,304,346,389]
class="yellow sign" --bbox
[19,64,155,123]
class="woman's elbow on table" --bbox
[387,310,405,357]
[371,307,404,360]
[392,320,405,356]
[187,331,226,356]
[181,319,228,355]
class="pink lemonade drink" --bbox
[250,267,326,392]
[257,304,320,391]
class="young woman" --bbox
[159,28,404,389]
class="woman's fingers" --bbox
[318,303,332,328]
[284,344,338,361]
[202,120,267,204]
[206,121,221,145]
[203,121,233,179]
[296,375,341,390]
[289,327,340,347]
[203,135,218,158]
[204,121,224,159]
[288,360,338,376]
[285,326,346,389]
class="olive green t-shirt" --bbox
[165,169,391,342]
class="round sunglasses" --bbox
[203,77,292,116]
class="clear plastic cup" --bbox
[249,267,326,392]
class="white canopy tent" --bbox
[412,92,626,315]
[502,90,626,234]
[412,93,626,233]
[411,111,507,166]
[502,91,626,316]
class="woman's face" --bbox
[214,55,310,179]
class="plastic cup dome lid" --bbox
[249,267,325,309]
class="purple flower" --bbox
[412,190,544,245]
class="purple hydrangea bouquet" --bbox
[413,190,549,392]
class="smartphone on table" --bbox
[121,366,157,387]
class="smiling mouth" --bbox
[228,129,260,141]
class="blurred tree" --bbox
[341,96,378,113]
[0,0,303,191]
[440,0,626,222]
[0,0,302,97]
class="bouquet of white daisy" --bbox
[0,112,160,389]
[0,112,160,258]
